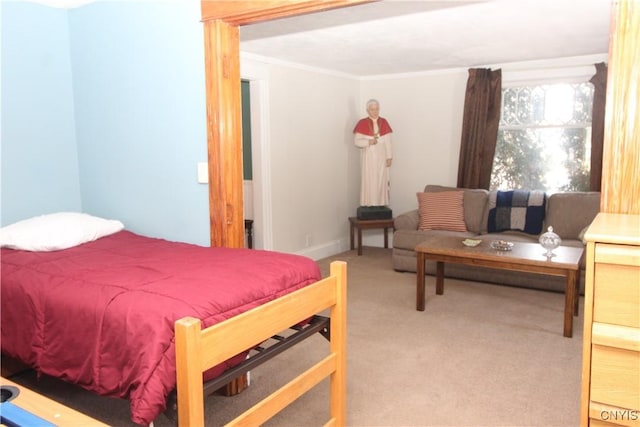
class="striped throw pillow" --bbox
[417,191,467,232]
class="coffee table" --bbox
[415,235,584,337]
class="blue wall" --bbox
[1,2,81,225]
[1,1,210,246]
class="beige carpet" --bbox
[6,248,584,426]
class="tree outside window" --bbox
[490,83,594,193]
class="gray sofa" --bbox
[393,185,601,293]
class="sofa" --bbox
[392,185,601,293]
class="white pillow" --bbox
[0,212,124,252]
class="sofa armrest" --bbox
[395,210,420,230]
[544,192,600,240]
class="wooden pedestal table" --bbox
[349,217,394,256]
[415,236,584,338]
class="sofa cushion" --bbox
[487,190,546,235]
[423,185,488,234]
[417,191,467,232]
[545,192,600,239]
[463,189,489,234]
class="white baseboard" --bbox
[295,238,350,261]
[295,232,394,260]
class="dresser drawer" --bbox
[593,244,640,328]
[591,344,640,411]
[595,243,640,266]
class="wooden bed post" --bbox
[175,260,348,426]
[329,261,348,425]
[174,317,205,427]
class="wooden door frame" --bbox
[200,1,373,247]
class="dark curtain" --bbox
[456,68,502,189]
[589,62,607,192]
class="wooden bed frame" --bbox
[175,260,347,426]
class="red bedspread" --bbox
[0,231,321,425]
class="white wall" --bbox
[242,57,360,257]
[240,54,607,257]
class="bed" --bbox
[0,213,347,425]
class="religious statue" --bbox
[353,99,393,209]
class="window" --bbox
[490,82,594,193]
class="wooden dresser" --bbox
[581,213,640,425]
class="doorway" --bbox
[241,61,273,250]
[241,79,254,248]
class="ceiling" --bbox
[239,0,612,77]
[28,0,611,77]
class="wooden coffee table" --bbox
[415,235,584,338]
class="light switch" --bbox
[197,162,209,184]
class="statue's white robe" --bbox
[354,123,392,206]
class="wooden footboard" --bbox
[175,260,347,427]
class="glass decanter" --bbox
[539,226,561,258]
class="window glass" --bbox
[491,82,594,193]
